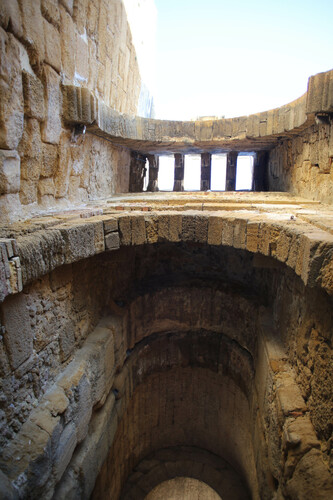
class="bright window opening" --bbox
[143,158,149,191]
[184,155,200,191]
[236,154,254,191]
[211,154,227,191]
[158,156,174,191]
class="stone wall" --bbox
[1,198,332,498]
[268,120,333,204]
[0,0,143,223]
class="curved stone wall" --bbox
[0,0,144,223]
[0,199,332,498]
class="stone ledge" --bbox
[1,194,332,299]
[62,69,333,154]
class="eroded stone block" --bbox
[1,293,33,370]
[22,70,45,121]
[41,64,62,144]
[44,18,61,73]
[0,29,24,149]
[0,150,20,195]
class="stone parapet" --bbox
[0,193,332,297]
[62,69,333,154]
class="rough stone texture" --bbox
[0,213,332,497]
[0,150,20,195]
[0,0,141,222]
[0,29,24,150]
[41,64,62,144]
[0,1,332,498]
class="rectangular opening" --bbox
[211,154,227,191]
[158,155,174,191]
[236,154,254,190]
[143,158,149,191]
[184,154,200,191]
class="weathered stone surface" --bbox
[18,0,45,70]
[0,150,20,195]
[41,64,62,144]
[285,449,333,499]
[44,18,61,73]
[41,0,60,28]
[0,0,23,39]
[22,71,45,121]
[60,5,75,82]
[0,29,23,150]
[18,118,42,181]
[1,293,33,370]
[105,232,120,250]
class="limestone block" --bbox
[54,422,77,482]
[221,217,235,247]
[44,18,61,73]
[233,218,247,249]
[131,215,147,245]
[306,69,333,114]
[97,62,105,96]
[105,232,120,250]
[145,216,159,244]
[0,193,21,224]
[276,229,292,263]
[60,6,75,82]
[1,293,33,370]
[55,133,71,197]
[18,118,42,180]
[41,64,62,144]
[60,0,74,15]
[85,325,115,407]
[0,29,24,149]
[88,38,98,90]
[62,85,98,124]
[55,220,105,263]
[103,217,118,233]
[97,0,108,62]
[41,142,58,177]
[283,416,320,477]
[58,318,76,361]
[73,0,89,35]
[276,376,307,417]
[246,221,260,253]
[43,386,69,416]
[118,215,132,245]
[207,216,223,246]
[73,374,92,443]
[87,1,98,39]
[75,32,89,85]
[22,71,45,121]
[6,420,52,491]
[0,0,23,38]
[19,179,38,205]
[30,408,61,440]
[18,0,45,68]
[41,0,60,28]
[0,150,20,195]
[38,177,55,197]
[285,449,333,499]
[181,214,199,242]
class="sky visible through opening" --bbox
[153,0,333,121]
